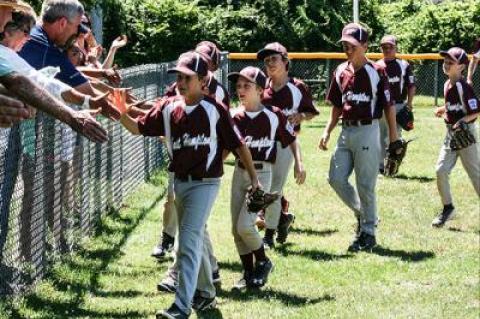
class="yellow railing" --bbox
[229,52,475,60]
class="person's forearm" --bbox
[90,78,114,93]
[302,112,317,121]
[1,72,74,125]
[120,113,141,135]
[325,106,342,134]
[467,58,479,83]
[459,112,479,124]
[77,67,107,78]
[289,139,302,164]
[407,86,416,107]
[235,144,258,186]
[385,106,399,143]
[102,47,117,69]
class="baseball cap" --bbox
[228,66,267,89]
[440,47,469,66]
[257,42,288,60]
[0,0,31,12]
[195,41,220,66]
[167,51,209,76]
[339,23,368,46]
[381,35,397,46]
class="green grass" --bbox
[1,99,479,319]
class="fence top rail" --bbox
[229,52,476,61]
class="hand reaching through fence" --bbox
[69,109,108,143]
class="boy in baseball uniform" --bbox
[377,35,416,172]
[228,66,305,290]
[117,51,260,319]
[256,42,319,248]
[432,47,480,227]
[319,23,400,252]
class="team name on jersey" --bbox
[244,136,275,151]
[446,102,463,112]
[342,91,371,104]
[388,76,400,84]
[172,133,212,150]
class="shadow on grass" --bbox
[392,173,435,183]
[290,227,338,237]
[372,246,435,262]
[196,307,224,319]
[275,245,352,262]
[219,287,334,307]
[217,260,244,273]
[305,123,326,129]
[8,185,168,319]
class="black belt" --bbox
[238,161,263,170]
[342,119,372,127]
[175,174,207,182]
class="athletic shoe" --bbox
[212,269,221,287]
[192,293,217,311]
[348,232,377,252]
[233,271,254,291]
[157,272,177,293]
[151,232,175,259]
[432,206,456,228]
[252,259,274,287]
[276,212,295,244]
[156,303,189,319]
[263,235,275,250]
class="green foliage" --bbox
[379,0,480,53]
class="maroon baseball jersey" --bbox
[164,72,230,107]
[262,77,319,131]
[138,95,244,178]
[377,58,415,103]
[443,79,479,125]
[232,106,296,163]
[326,61,393,120]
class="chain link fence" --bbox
[226,56,480,104]
[0,64,172,296]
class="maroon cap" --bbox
[257,42,288,60]
[228,66,267,89]
[195,41,220,66]
[440,47,469,66]
[339,23,368,46]
[381,35,397,46]
[167,51,209,76]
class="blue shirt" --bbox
[19,25,87,88]
[0,60,13,77]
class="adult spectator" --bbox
[467,38,480,85]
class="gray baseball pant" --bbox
[436,123,480,205]
[231,161,272,255]
[379,103,404,170]
[265,142,293,229]
[328,120,381,236]
[173,177,220,315]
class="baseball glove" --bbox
[450,122,476,151]
[396,106,414,131]
[384,139,412,177]
[246,188,279,213]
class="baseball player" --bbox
[117,51,260,319]
[377,35,416,173]
[154,41,226,293]
[467,38,480,85]
[227,66,305,290]
[257,42,319,248]
[432,47,480,227]
[319,23,400,252]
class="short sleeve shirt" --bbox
[326,61,393,120]
[377,58,415,103]
[19,26,87,87]
[138,95,243,178]
[0,59,13,77]
[233,105,295,163]
[444,79,479,125]
[262,78,319,132]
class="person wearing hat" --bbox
[319,23,400,252]
[227,66,305,290]
[377,34,416,173]
[467,38,480,85]
[431,47,479,227]
[0,0,31,128]
[256,42,318,249]
[117,51,260,318]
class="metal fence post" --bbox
[434,60,439,106]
